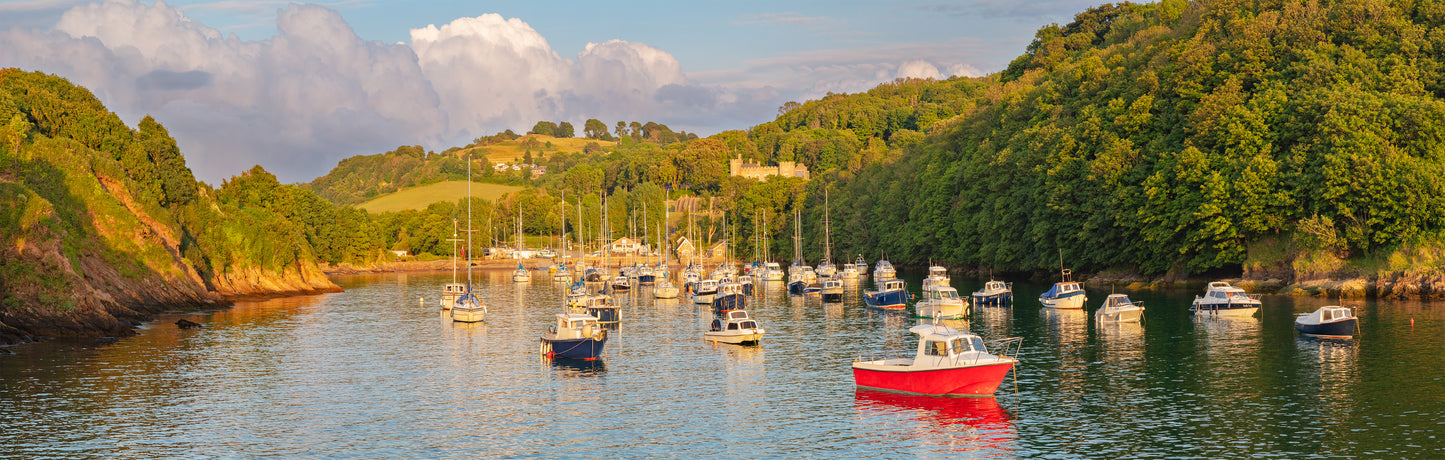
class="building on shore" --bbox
[675,237,696,261]
[729,156,809,180]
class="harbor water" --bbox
[2,269,1442,457]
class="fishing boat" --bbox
[737,274,754,296]
[863,278,908,310]
[513,262,532,283]
[440,282,466,311]
[821,277,845,303]
[1190,281,1261,317]
[853,255,869,277]
[762,262,785,281]
[705,309,765,345]
[1294,306,1357,338]
[712,281,747,313]
[610,274,631,292]
[852,324,1022,397]
[916,284,968,319]
[971,280,1013,306]
[581,294,620,325]
[1039,269,1086,310]
[692,279,719,304]
[875,258,896,281]
[540,312,607,360]
[923,265,950,289]
[840,263,860,280]
[1095,293,1144,323]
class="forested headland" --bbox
[0,69,339,344]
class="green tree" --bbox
[556,121,575,138]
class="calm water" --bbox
[2,269,1443,458]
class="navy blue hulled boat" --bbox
[711,282,748,315]
[1295,306,1358,338]
[971,280,1013,306]
[541,312,608,360]
[863,278,907,310]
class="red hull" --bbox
[853,361,1015,397]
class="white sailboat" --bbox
[513,206,531,283]
[655,202,680,299]
[450,155,486,323]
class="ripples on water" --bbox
[2,270,1443,458]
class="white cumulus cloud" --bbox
[0,0,1002,183]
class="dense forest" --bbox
[807,0,1445,277]
[0,69,340,341]
[300,0,1445,281]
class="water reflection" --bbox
[853,390,1016,456]
[549,358,607,377]
[1039,308,1087,344]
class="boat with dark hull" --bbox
[864,279,908,310]
[971,280,1013,307]
[1295,306,1357,338]
[540,312,608,360]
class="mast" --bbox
[823,188,831,266]
[560,187,566,271]
[466,154,473,291]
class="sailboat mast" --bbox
[466,154,472,288]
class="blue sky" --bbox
[0,0,1103,183]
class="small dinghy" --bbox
[1295,306,1358,339]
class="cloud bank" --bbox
[0,0,985,183]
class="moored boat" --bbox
[821,277,845,303]
[762,262,785,281]
[1039,269,1086,310]
[971,280,1013,307]
[450,292,486,323]
[1295,306,1357,338]
[692,279,719,304]
[1095,293,1144,323]
[923,266,950,289]
[864,278,908,309]
[711,282,748,315]
[705,309,765,345]
[540,312,607,360]
[874,259,896,281]
[654,277,680,299]
[610,274,631,292]
[439,283,466,311]
[513,262,532,283]
[577,294,620,324]
[916,284,968,319]
[1190,281,1261,317]
[852,324,1021,397]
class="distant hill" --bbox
[306,134,612,207]
[357,181,522,213]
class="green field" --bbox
[357,181,523,213]
[462,134,614,163]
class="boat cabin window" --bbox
[925,341,948,356]
[1323,309,1336,321]
[971,337,987,353]
[727,322,739,330]
[950,338,969,353]
[740,321,757,329]
[730,311,747,319]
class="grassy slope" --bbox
[464,135,613,163]
[357,181,522,213]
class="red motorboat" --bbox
[852,324,1022,397]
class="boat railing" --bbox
[983,337,1024,363]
